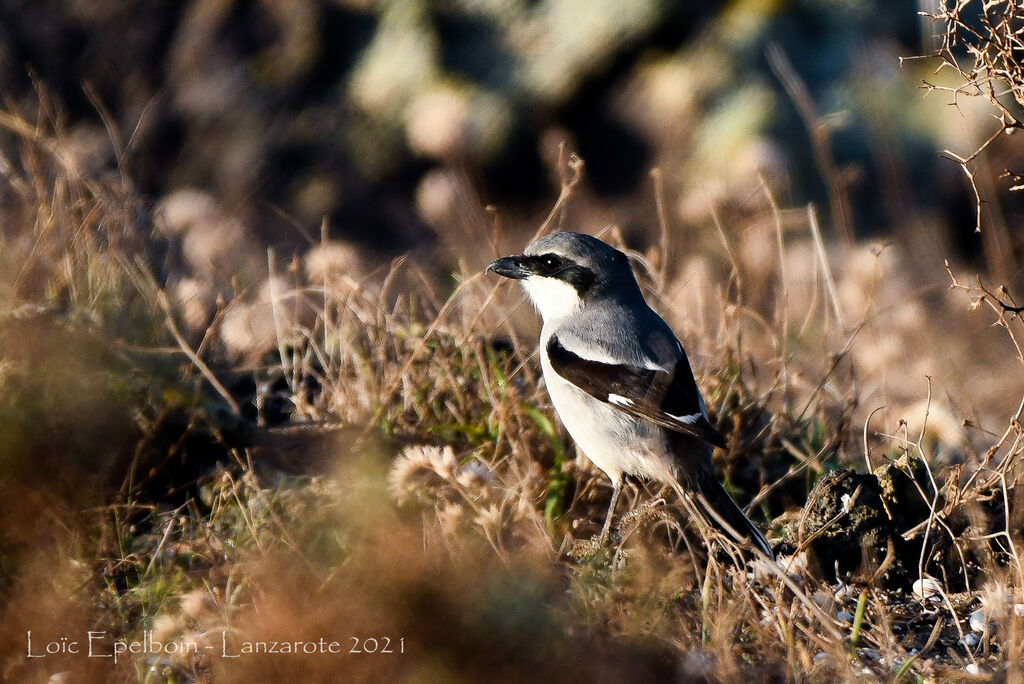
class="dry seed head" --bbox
[154,188,220,237]
[473,502,503,536]
[220,302,276,358]
[219,276,314,358]
[387,450,429,504]
[455,459,494,490]
[151,613,183,645]
[980,581,1012,617]
[387,445,459,504]
[171,277,215,333]
[182,216,252,280]
[257,275,294,304]
[428,445,459,479]
[437,502,466,537]
[304,241,363,284]
[179,589,218,620]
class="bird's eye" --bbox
[542,255,559,269]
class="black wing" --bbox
[546,335,727,448]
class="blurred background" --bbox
[2,0,1019,264]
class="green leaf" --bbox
[521,403,569,528]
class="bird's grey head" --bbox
[486,232,642,322]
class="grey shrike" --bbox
[487,231,773,559]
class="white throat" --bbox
[521,275,582,323]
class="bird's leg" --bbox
[597,474,625,545]
[650,483,670,506]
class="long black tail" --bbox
[671,440,774,560]
[689,467,774,560]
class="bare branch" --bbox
[915,0,1024,231]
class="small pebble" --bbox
[837,610,855,622]
[960,632,980,648]
[968,608,994,633]
[860,647,881,661]
[966,663,981,675]
[813,651,829,665]
[1015,604,1024,617]
[912,577,943,600]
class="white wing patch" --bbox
[608,393,634,407]
[667,411,702,424]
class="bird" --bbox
[486,231,773,559]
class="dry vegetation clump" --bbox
[3,96,1024,683]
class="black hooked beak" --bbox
[486,255,531,280]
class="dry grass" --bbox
[1,94,1024,684]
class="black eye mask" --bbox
[521,253,596,294]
